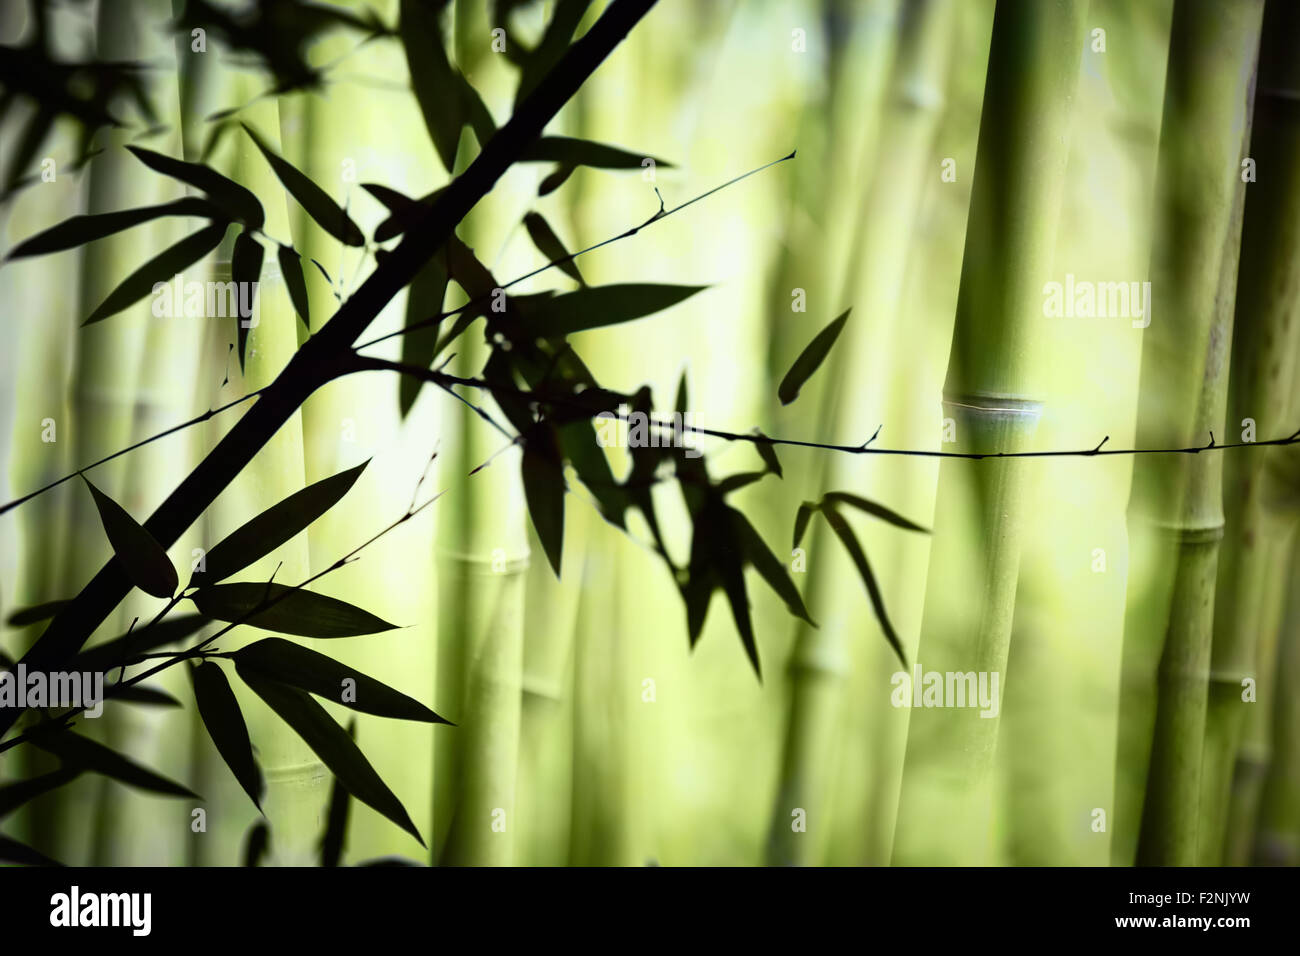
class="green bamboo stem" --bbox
[91,0,198,865]
[0,0,82,849]
[1199,0,1300,865]
[32,0,175,864]
[1110,0,1263,867]
[892,0,1089,866]
[766,0,956,867]
[1250,542,1300,864]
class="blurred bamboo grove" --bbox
[0,0,1297,868]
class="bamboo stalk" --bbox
[32,0,174,864]
[1199,0,1300,865]
[892,0,1089,866]
[90,0,198,866]
[1110,0,1263,867]
[766,0,956,867]
[1250,542,1300,864]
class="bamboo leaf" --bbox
[111,685,182,708]
[514,0,591,106]
[319,719,354,867]
[83,221,229,326]
[822,507,906,666]
[194,461,369,585]
[74,614,210,673]
[528,283,707,337]
[6,600,69,627]
[821,491,930,534]
[7,197,220,258]
[126,145,264,228]
[778,308,850,405]
[81,475,178,599]
[754,435,783,477]
[522,423,566,576]
[520,136,671,170]
[400,252,449,417]
[32,730,199,799]
[523,211,585,285]
[698,501,760,676]
[278,245,311,329]
[190,583,397,638]
[234,637,450,724]
[538,164,576,197]
[0,768,82,819]
[399,0,463,171]
[191,661,264,811]
[242,821,270,867]
[731,509,814,625]
[0,834,63,866]
[241,123,364,247]
[716,471,767,495]
[238,668,424,845]
[232,230,264,372]
[793,501,817,549]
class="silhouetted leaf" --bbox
[716,471,767,495]
[732,510,814,625]
[361,182,415,211]
[514,0,591,106]
[74,614,210,673]
[538,164,576,196]
[82,476,178,599]
[400,0,463,171]
[191,661,263,811]
[279,245,310,329]
[241,123,364,246]
[520,136,670,170]
[112,685,182,708]
[0,768,81,819]
[7,197,220,258]
[793,501,817,549]
[319,719,354,867]
[126,145,264,227]
[6,600,68,627]
[3,108,53,195]
[529,284,706,337]
[522,423,566,576]
[0,834,62,866]
[371,186,446,242]
[83,221,229,326]
[821,491,929,534]
[242,820,270,867]
[195,462,369,586]
[523,211,585,285]
[701,501,760,677]
[822,507,906,666]
[400,251,449,417]
[232,229,263,372]
[778,308,849,405]
[190,583,397,638]
[754,435,783,477]
[32,730,199,799]
[356,855,425,866]
[234,638,450,724]
[238,669,424,844]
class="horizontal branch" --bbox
[352,358,1300,461]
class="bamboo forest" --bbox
[0,0,1298,878]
